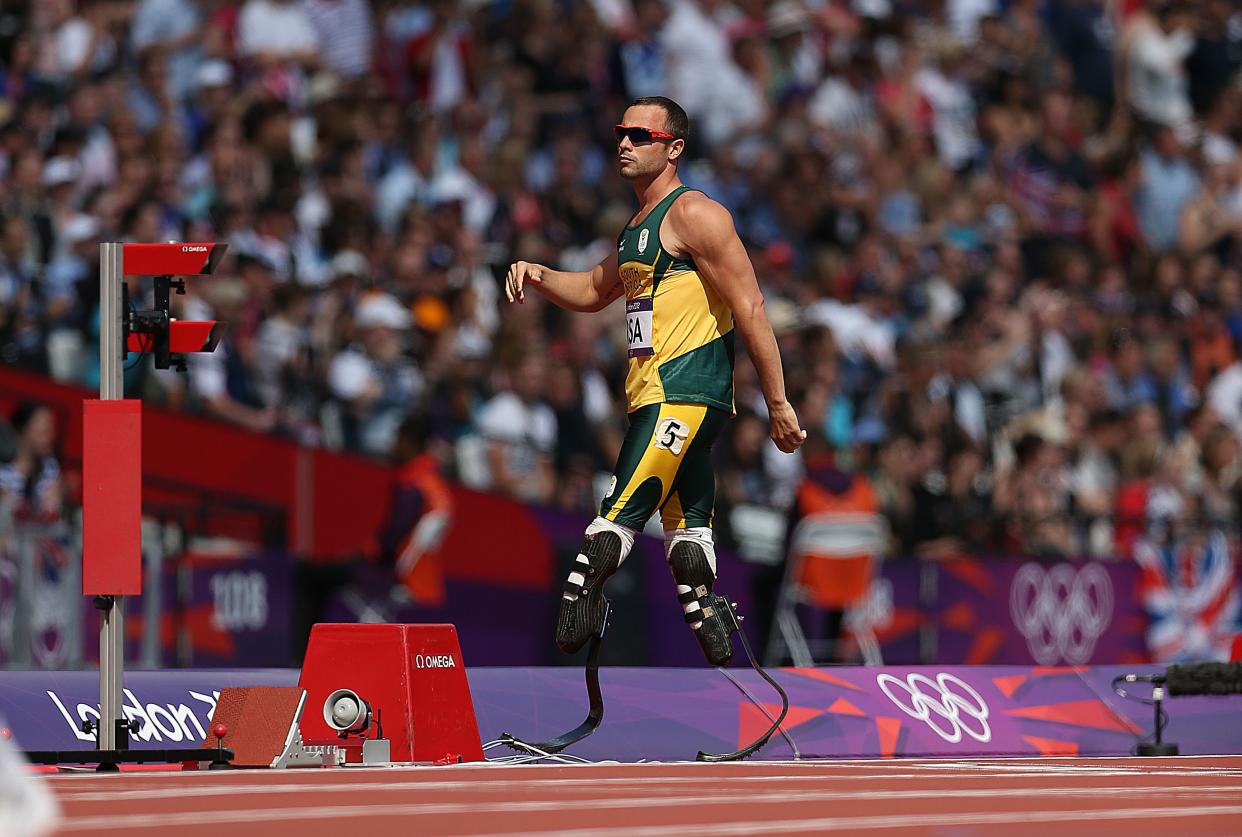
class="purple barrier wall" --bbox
[0,547,1155,671]
[917,558,1148,667]
[3,664,1239,762]
[0,669,298,751]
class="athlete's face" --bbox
[616,105,682,180]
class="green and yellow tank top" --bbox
[617,185,735,414]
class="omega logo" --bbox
[415,654,456,669]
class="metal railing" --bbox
[0,500,83,670]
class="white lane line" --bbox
[52,780,1242,805]
[56,787,1242,830]
[491,806,1242,837]
[909,762,1242,776]
[44,756,1242,784]
[50,766,1242,798]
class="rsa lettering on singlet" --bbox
[621,265,654,358]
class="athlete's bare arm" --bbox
[505,258,624,313]
[666,193,806,453]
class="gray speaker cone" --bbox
[323,688,371,734]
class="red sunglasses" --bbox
[614,124,676,144]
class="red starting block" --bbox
[297,623,484,763]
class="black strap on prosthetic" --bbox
[669,542,734,667]
[677,586,721,623]
[500,601,610,757]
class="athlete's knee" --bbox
[664,527,716,576]
[586,517,636,562]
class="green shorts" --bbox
[599,402,729,531]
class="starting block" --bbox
[200,686,341,769]
[297,624,484,764]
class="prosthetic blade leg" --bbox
[692,595,791,762]
[502,525,628,757]
[670,540,790,761]
[500,601,611,756]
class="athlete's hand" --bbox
[505,261,544,304]
[768,401,806,453]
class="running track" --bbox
[47,756,1242,836]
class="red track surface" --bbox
[46,756,1242,836]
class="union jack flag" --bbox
[1134,530,1242,663]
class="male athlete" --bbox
[505,96,805,666]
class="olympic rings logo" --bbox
[1009,562,1113,666]
[875,672,992,744]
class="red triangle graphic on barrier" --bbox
[826,697,867,717]
[876,610,923,642]
[875,716,902,758]
[783,668,863,691]
[942,559,993,593]
[941,601,975,630]
[1021,734,1079,756]
[1008,700,1143,733]
[992,674,1028,699]
[965,627,1004,664]
[738,704,821,748]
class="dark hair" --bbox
[629,96,690,143]
[396,414,434,454]
[9,401,47,435]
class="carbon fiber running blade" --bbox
[696,599,790,763]
[501,603,608,756]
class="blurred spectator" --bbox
[302,0,375,81]
[780,430,880,663]
[0,403,63,521]
[378,414,453,608]
[1124,0,1195,134]
[911,444,996,559]
[238,0,320,70]
[717,409,795,649]
[1006,90,1094,243]
[401,0,474,112]
[1135,126,1200,252]
[995,432,1076,557]
[475,353,556,505]
[328,292,423,456]
[131,0,202,103]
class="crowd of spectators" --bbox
[2,0,1242,566]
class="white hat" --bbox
[766,297,802,336]
[1203,134,1238,166]
[768,1,811,36]
[42,156,80,188]
[196,59,234,90]
[63,214,100,245]
[355,293,411,330]
[331,249,370,278]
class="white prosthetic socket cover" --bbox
[563,517,636,602]
[665,527,717,628]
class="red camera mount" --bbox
[83,242,228,765]
[119,243,228,371]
